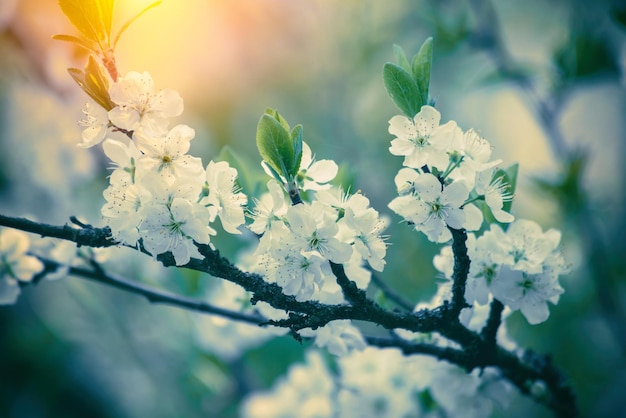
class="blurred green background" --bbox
[1,0,625,416]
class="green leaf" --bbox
[68,56,114,110]
[383,63,422,118]
[411,37,433,107]
[393,44,411,73]
[52,34,100,55]
[264,108,291,132]
[256,112,295,180]
[291,124,303,174]
[58,0,115,45]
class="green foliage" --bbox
[383,38,433,118]
[255,109,303,184]
[67,56,115,110]
[55,0,163,53]
[411,37,433,106]
[554,33,619,81]
[383,63,422,118]
[57,0,115,46]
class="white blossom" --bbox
[102,176,148,246]
[475,169,514,223]
[201,160,247,234]
[285,202,352,264]
[248,179,289,235]
[102,138,142,184]
[77,101,109,148]
[139,182,215,265]
[0,228,44,305]
[447,128,501,188]
[388,105,460,170]
[241,351,335,418]
[300,319,366,357]
[134,124,204,184]
[108,71,183,135]
[389,173,469,242]
[295,142,339,191]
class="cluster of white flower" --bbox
[246,142,388,355]
[388,105,513,243]
[249,146,387,303]
[0,228,44,304]
[434,219,569,324]
[241,347,514,418]
[79,71,247,265]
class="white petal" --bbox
[389,138,415,157]
[463,204,484,231]
[415,173,442,201]
[445,208,466,229]
[0,278,21,305]
[388,115,415,138]
[493,209,515,223]
[520,300,550,325]
[152,89,184,117]
[441,181,469,207]
[414,105,441,136]
[307,160,338,183]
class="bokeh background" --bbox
[1,0,625,416]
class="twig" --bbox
[37,257,267,326]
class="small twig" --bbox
[0,214,114,248]
[37,257,267,326]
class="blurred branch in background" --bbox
[467,0,626,358]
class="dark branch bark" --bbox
[481,298,504,344]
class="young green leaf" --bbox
[411,37,433,107]
[383,63,422,118]
[291,124,303,175]
[393,44,411,73]
[68,56,114,110]
[52,34,100,55]
[58,0,115,45]
[264,107,291,133]
[256,112,295,180]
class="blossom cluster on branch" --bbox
[0,1,577,417]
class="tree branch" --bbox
[0,214,114,248]
[449,227,471,318]
[35,257,267,326]
[0,214,578,416]
[481,298,504,345]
